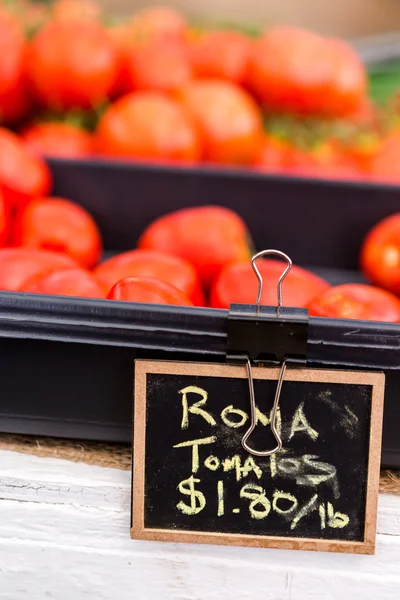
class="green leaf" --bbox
[367,61,400,105]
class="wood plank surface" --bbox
[0,449,399,599]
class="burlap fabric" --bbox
[0,433,399,495]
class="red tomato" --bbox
[284,142,361,181]
[108,8,187,95]
[0,248,78,291]
[255,135,290,172]
[367,134,400,183]
[94,249,204,306]
[123,37,192,94]
[176,80,263,164]
[0,188,10,246]
[211,259,330,309]
[21,267,106,298]
[190,30,252,85]
[127,7,187,43]
[308,283,400,322]
[21,122,93,158]
[0,74,31,126]
[0,10,25,96]
[248,27,367,118]
[360,214,400,295]
[51,0,101,23]
[16,197,102,269]
[0,11,30,125]
[27,20,119,109]
[95,92,200,162]
[337,136,381,176]
[107,24,133,96]
[138,205,251,290]
[0,127,52,211]
[107,276,193,306]
[346,97,377,128]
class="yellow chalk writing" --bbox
[179,386,216,430]
[177,476,206,515]
[222,454,262,481]
[241,456,263,480]
[300,455,339,498]
[217,480,224,516]
[222,455,241,481]
[290,494,319,530]
[272,490,298,515]
[278,457,302,475]
[255,407,282,435]
[327,502,350,529]
[319,503,326,529]
[255,407,269,427]
[269,453,277,478]
[240,484,271,520]
[289,402,319,442]
[204,455,220,471]
[220,405,248,428]
[173,436,216,473]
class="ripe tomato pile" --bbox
[0,124,399,325]
[1,0,400,183]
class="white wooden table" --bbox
[0,448,399,599]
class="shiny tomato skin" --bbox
[27,20,119,109]
[360,214,400,294]
[190,30,251,85]
[0,10,25,96]
[248,27,366,118]
[107,24,133,96]
[308,283,400,322]
[138,205,251,290]
[0,74,31,126]
[210,259,330,309]
[95,92,200,162]
[176,80,263,164]
[21,122,93,158]
[123,37,192,94]
[21,267,107,298]
[20,121,93,158]
[0,248,78,291]
[0,189,10,246]
[322,38,368,117]
[0,13,31,126]
[0,127,52,210]
[94,249,204,306]
[16,197,102,269]
[107,276,193,306]
[108,7,187,95]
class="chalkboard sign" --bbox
[131,360,384,554]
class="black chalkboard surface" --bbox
[132,360,385,554]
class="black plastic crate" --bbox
[0,159,398,468]
[0,293,398,466]
[49,158,400,270]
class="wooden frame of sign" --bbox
[131,360,385,555]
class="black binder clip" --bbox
[226,249,309,457]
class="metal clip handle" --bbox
[251,249,292,316]
[242,358,287,457]
[240,249,292,457]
